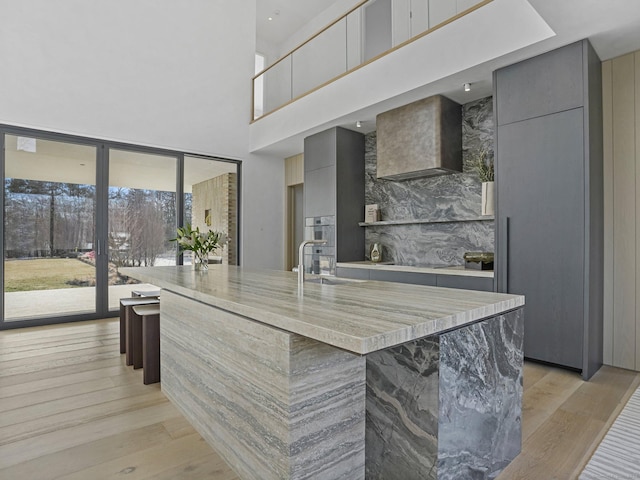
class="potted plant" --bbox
[172,224,227,271]
[470,149,495,216]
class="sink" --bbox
[305,276,364,286]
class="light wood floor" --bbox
[0,319,638,479]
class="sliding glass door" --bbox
[0,127,241,328]
[107,149,178,309]
[3,134,99,322]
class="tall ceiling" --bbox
[256,0,336,48]
[251,0,640,157]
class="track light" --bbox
[464,83,471,92]
[356,120,362,128]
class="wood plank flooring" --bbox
[0,318,239,480]
[0,318,638,479]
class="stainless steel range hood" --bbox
[376,95,462,180]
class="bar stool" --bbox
[120,297,160,364]
[132,304,161,385]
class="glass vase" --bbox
[193,250,209,272]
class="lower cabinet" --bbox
[336,267,493,291]
[436,274,494,292]
[335,267,371,280]
[369,270,437,286]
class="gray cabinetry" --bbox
[369,269,437,286]
[303,127,365,271]
[337,266,493,291]
[495,41,584,126]
[494,39,603,380]
[304,166,336,218]
[435,274,493,292]
[335,267,371,280]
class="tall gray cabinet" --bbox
[303,127,365,273]
[494,39,603,380]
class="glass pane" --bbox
[260,55,292,118]
[183,156,238,266]
[108,150,177,309]
[292,18,347,98]
[254,53,266,119]
[4,134,97,321]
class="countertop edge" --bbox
[120,267,521,355]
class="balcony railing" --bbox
[252,0,492,122]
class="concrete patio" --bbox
[4,283,159,321]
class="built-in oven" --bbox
[304,216,335,275]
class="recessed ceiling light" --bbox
[268,16,273,21]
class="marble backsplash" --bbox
[364,96,495,266]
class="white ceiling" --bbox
[252,0,640,156]
[4,135,237,193]
[256,0,336,49]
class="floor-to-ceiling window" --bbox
[3,134,98,322]
[0,127,240,329]
[107,149,178,310]
[183,155,239,266]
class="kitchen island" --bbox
[121,265,524,480]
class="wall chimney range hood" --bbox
[376,95,462,180]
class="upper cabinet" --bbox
[495,41,584,125]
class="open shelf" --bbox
[359,216,495,227]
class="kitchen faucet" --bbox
[298,239,327,286]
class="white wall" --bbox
[0,0,285,270]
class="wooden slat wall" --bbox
[603,51,640,371]
[636,53,640,371]
[602,60,614,366]
[284,154,304,271]
[285,153,304,186]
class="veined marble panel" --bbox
[366,338,441,479]
[366,308,523,479]
[365,96,495,267]
[438,308,524,479]
[160,290,366,480]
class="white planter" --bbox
[482,181,495,216]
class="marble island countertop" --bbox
[337,261,494,277]
[120,265,522,355]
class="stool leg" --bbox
[131,311,143,369]
[119,302,126,354]
[125,306,134,366]
[143,314,160,384]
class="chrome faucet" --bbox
[298,239,327,286]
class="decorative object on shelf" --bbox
[463,251,494,270]
[370,243,382,263]
[470,149,495,216]
[365,204,381,223]
[172,224,227,272]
